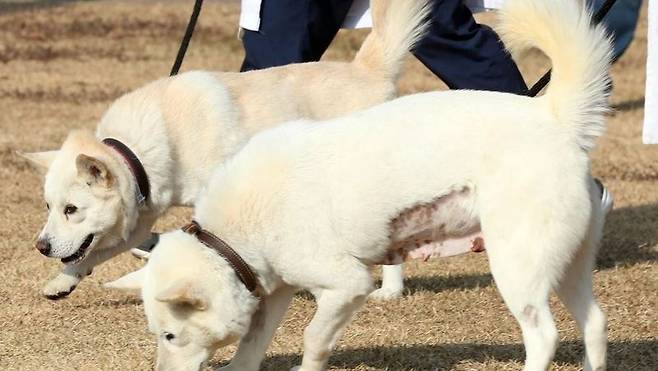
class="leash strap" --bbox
[528,0,619,97]
[170,0,204,76]
[102,138,150,205]
[182,220,259,294]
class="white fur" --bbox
[376,0,616,301]
[21,0,430,299]
[110,0,612,370]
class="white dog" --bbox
[20,0,430,299]
[108,0,613,370]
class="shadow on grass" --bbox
[79,296,143,309]
[599,203,658,269]
[293,273,494,300]
[401,273,493,295]
[612,98,645,112]
[229,339,657,371]
[97,297,143,307]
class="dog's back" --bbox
[216,0,431,128]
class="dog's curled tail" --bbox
[353,0,431,81]
[498,0,613,151]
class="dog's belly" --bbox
[379,187,484,265]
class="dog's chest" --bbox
[380,187,484,264]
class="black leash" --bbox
[528,0,618,97]
[170,0,204,76]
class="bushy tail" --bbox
[498,0,614,151]
[353,0,431,81]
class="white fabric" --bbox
[644,0,658,144]
[463,0,505,12]
[239,0,504,31]
[239,0,262,32]
[343,0,373,29]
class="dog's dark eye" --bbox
[64,205,77,215]
[164,332,175,341]
[46,203,50,210]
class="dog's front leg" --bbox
[220,285,296,371]
[42,216,156,299]
[293,287,371,371]
[370,264,405,300]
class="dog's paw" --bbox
[130,248,151,260]
[130,233,159,260]
[42,274,81,300]
[369,286,403,301]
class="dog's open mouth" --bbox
[61,234,94,264]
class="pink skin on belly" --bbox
[379,187,485,265]
[406,233,485,262]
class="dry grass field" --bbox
[0,0,656,370]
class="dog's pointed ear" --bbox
[105,267,145,292]
[156,281,209,311]
[76,154,113,187]
[17,150,59,171]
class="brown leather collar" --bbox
[182,221,259,294]
[102,138,150,205]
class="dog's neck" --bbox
[196,219,282,296]
[102,138,150,207]
[182,221,260,294]
[100,134,173,214]
[97,74,246,209]
[94,137,166,242]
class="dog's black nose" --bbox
[35,239,51,256]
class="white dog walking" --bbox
[109,0,613,370]
[21,0,430,299]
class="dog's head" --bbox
[106,230,259,371]
[20,130,138,264]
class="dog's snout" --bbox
[35,239,51,256]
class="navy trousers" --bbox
[590,0,643,60]
[240,0,528,95]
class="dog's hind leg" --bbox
[556,201,607,371]
[369,264,404,300]
[485,234,560,371]
[556,242,607,371]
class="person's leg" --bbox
[590,0,643,61]
[412,0,528,95]
[240,0,354,71]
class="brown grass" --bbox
[0,1,656,370]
